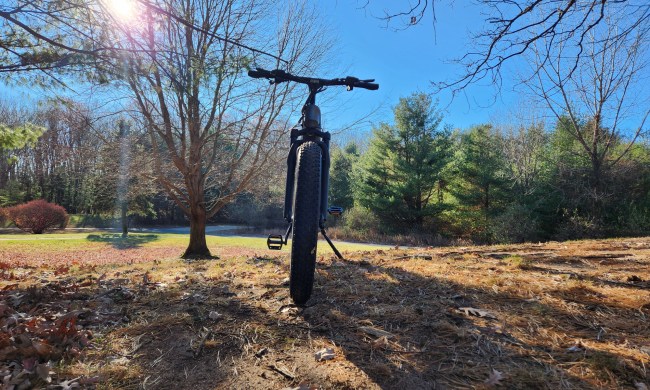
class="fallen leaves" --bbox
[484,369,505,386]
[0,245,182,269]
[270,362,295,379]
[255,347,268,358]
[100,286,135,302]
[208,311,222,320]
[0,278,129,388]
[282,383,318,390]
[567,343,585,353]
[458,307,497,319]
[358,326,395,339]
[55,377,81,390]
[278,305,300,316]
[1,235,649,390]
[314,347,335,362]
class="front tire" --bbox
[290,141,321,305]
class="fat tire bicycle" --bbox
[248,68,378,305]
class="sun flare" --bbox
[104,0,138,23]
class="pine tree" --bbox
[328,143,359,212]
[450,124,511,239]
[354,93,452,231]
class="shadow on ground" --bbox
[1,239,648,389]
[120,247,647,389]
[86,233,159,249]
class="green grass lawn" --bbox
[0,231,386,254]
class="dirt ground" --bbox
[1,237,649,389]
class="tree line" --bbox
[3,92,648,244]
[0,100,164,228]
[328,93,650,244]
[1,0,648,253]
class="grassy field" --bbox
[0,231,384,250]
[0,231,384,268]
[1,233,649,389]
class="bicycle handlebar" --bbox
[248,68,379,91]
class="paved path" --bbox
[132,225,246,236]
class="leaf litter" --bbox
[314,348,336,362]
[1,236,650,388]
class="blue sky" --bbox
[317,0,522,133]
[2,0,645,138]
[319,1,650,139]
[0,0,524,133]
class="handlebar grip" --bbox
[356,82,379,90]
[248,69,267,78]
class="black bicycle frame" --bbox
[283,85,331,229]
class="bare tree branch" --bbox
[367,0,649,97]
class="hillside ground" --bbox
[1,232,649,389]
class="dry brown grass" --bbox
[1,237,649,389]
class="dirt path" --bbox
[1,238,649,389]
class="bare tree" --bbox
[527,17,649,215]
[499,121,547,197]
[93,0,328,257]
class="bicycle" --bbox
[248,68,378,305]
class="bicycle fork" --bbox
[266,127,344,259]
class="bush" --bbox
[341,206,381,234]
[490,204,541,243]
[616,205,650,236]
[553,209,603,240]
[4,199,69,234]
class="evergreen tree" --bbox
[328,143,359,212]
[450,124,511,239]
[0,122,43,206]
[354,93,452,230]
[0,123,42,151]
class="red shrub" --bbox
[5,199,69,234]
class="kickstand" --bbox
[283,222,292,244]
[320,228,344,260]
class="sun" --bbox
[104,0,138,23]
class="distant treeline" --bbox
[2,94,649,243]
[328,94,650,243]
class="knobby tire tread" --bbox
[290,141,321,305]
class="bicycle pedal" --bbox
[327,206,344,216]
[267,234,284,250]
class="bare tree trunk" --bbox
[182,163,211,258]
[184,193,211,258]
[591,157,603,219]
